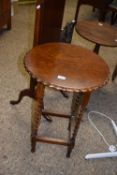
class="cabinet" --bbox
[33,0,66,45]
[0,0,11,30]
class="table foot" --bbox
[10,88,34,105]
[10,77,37,105]
[66,150,71,158]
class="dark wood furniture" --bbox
[33,0,66,46]
[24,42,109,157]
[75,20,117,54]
[108,1,117,24]
[75,20,117,80]
[10,0,66,105]
[0,0,11,30]
[75,0,108,22]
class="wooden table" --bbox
[24,42,109,157]
[75,20,117,54]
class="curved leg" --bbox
[10,89,34,105]
[10,77,68,105]
[10,75,52,121]
[31,83,45,152]
[10,77,37,105]
[10,75,53,122]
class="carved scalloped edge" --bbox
[24,59,109,93]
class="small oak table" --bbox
[24,43,109,157]
[75,20,117,54]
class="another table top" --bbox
[75,20,117,47]
[24,43,109,92]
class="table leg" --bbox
[31,82,45,152]
[10,76,52,122]
[93,44,100,54]
[10,78,68,105]
[67,92,90,157]
[71,91,91,116]
[10,77,37,105]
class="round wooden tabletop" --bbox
[24,43,109,92]
[75,20,117,47]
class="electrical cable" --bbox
[88,111,117,152]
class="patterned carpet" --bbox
[0,1,117,175]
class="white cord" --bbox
[88,111,117,152]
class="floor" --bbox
[0,0,117,175]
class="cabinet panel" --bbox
[0,1,3,15]
[2,0,11,12]
[0,0,11,30]
[34,0,66,45]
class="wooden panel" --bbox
[0,1,2,15]
[0,0,11,30]
[33,0,66,46]
[2,0,11,12]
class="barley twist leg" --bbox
[31,83,45,152]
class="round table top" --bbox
[75,20,117,47]
[24,43,109,92]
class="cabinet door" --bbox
[2,0,11,12]
[34,0,66,45]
